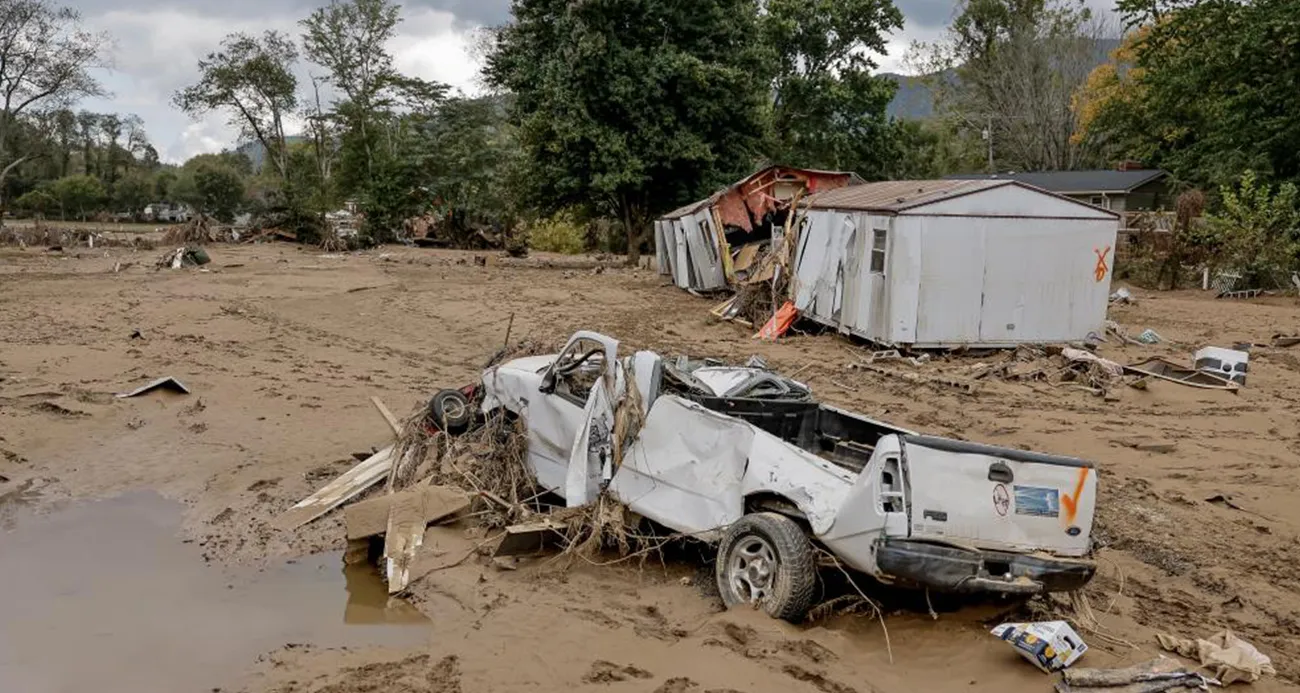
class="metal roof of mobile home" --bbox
[802,178,1119,217]
[802,179,1010,212]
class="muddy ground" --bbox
[1,243,1297,693]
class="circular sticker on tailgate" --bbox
[993,484,1010,516]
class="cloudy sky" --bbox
[76,0,1118,164]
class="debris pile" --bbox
[162,216,235,245]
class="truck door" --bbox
[532,333,619,495]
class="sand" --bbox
[1,242,1297,692]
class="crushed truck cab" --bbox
[476,331,1098,621]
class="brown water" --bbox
[0,491,429,693]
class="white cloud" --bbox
[78,5,482,164]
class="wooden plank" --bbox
[370,396,403,436]
[343,484,471,540]
[384,479,430,594]
[271,445,394,531]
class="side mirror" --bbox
[539,369,557,394]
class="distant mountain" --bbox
[235,136,308,171]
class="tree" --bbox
[1079,0,1300,190]
[912,0,1112,172]
[174,32,299,182]
[49,173,103,219]
[111,170,152,215]
[762,0,904,177]
[300,0,401,180]
[486,0,770,263]
[0,0,109,215]
[1204,171,1300,285]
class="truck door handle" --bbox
[988,462,1013,484]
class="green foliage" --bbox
[762,0,904,177]
[1204,171,1300,283]
[485,0,771,261]
[174,31,299,181]
[190,166,246,222]
[0,0,110,212]
[42,174,104,217]
[527,211,587,255]
[111,171,153,214]
[1083,0,1300,191]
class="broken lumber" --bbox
[850,362,978,394]
[271,445,394,530]
[343,484,471,540]
[370,396,403,437]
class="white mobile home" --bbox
[793,179,1120,348]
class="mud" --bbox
[1,244,1298,692]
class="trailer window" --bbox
[870,228,887,274]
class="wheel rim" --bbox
[441,396,467,423]
[728,536,777,605]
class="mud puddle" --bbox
[0,491,429,693]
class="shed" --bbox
[655,166,862,291]
[793,179,1120,348]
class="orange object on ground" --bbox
[755,301,798,340]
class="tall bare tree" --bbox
[0,0,109,215]
[911,0,1113,172]
[174,31,299,182]
[300,0,401,177]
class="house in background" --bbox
[945,167,1170,213]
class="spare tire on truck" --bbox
[715,512,816,622]
[427,389,473,434]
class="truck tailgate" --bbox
[902,436,1095,557]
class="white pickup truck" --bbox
[449,331,1097,622]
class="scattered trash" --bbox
[129,330,144,340]
[493,518,570,558]
[1058,657,1218,691]
[1061,348,1124,377]
[156,246,211,269]
[1124,358,1238,391]
[1156,630,1276,684]
[1111,437,1177,454]
[1218,288,1264,300]
[991,621,1088,673]
[1194,347,1249,386]
[1270,334,1300,348]
[115,377,191,399]
[1136,329,1163,345]
[1206,493,1244,511]
[1109,287,1133,304]
[754,301,798,340]
[744,355,769,370]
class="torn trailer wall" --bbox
[793,180,1121,348]
[655,166,862,292]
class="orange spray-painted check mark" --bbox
[1060,467,1090,524]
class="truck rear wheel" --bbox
[715,512,816,622]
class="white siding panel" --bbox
[978,218,1114,343]
[906,184,1115,220]
[654,221,671,275]
[914,217,986,345]
[672,220,690,289]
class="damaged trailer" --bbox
[792,180,1121,348]
[655,166,863,292]
[451,331,1099,622]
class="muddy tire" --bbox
[428,389,473,434]
[715,512,816,622]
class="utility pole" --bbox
[983,114,995,173]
